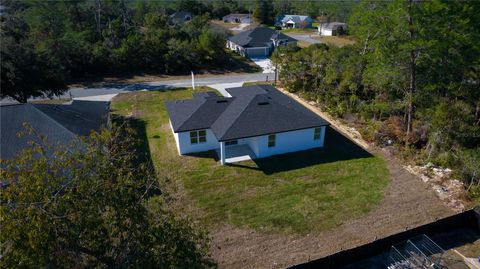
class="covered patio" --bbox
[217,143,257,164]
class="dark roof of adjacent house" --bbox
[276,14,313,25]
[34,100,109,136]
[0,100,109,160]
[170,11,192,24]
[222,13,251,19]
[165,85,329,141]
[227,27,297,48]
[319,22,347,30]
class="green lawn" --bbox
[280,27,317,34]
[111,88,389,234]
[311,35,357,47]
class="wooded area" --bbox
[1,0,230,102]
[272,0,480,199]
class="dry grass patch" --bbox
[312,35,357,47]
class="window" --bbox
[225,140,238,146]
[198,130,206,143]
[268,134,276,147]
[190,130,207,144]
[314,127,322,140]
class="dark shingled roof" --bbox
[166,85,329,141]
[227,26,297,48]
[0,100,109,160]
[170,11,192,19]
[165,93,232,132]
[35,100,109,136]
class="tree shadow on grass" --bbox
[112,115,160,195]
[240,126,373,175]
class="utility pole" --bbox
[274,61,278,86]
[191,71,195,90]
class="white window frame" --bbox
[190,130,207,144]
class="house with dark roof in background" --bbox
[0,100,110,160]
[226,27,297,58]
[275,14,313,29]
[318,22,347,36]
[170,11,192,25]
[165,85,329,165]
[222,13,252,24]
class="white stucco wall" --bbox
[171,125,327,159]
[175,129,220,155]
[247,126,326,158]
[319,28,333,36]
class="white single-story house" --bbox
[165,85,329,165]
[170,11,192,25]
[318,22,347,36]
[275,14,313,29]
[222,13,252,24]
[226,27,297,58]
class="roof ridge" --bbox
[29,104,79,139]
[214,93,258,140]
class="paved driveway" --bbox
[231,23,249,31]
[286,34,322,45]
[249,57,275,74]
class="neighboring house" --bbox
[170,11,192,25]
[275,14,313,29]
[165,85,329,165]
[226,27,297,57]
[222,13,252,24]
[0,100,110,160]
[318,22,347,36]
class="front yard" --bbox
[111,88,389,234]
[312,35,357,47]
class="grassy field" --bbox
[280,27,317,35]
[312,35,356,47]
[112,88,389,234]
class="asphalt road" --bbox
[286,34,322,45]
[1,72,274,104]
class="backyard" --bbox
[111,88,452,268]
[112,88,389,233]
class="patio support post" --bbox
[220,141,226,165]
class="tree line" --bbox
[272,0,480,199]
[1,0,228,103]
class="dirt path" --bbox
[209,88,454,268]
